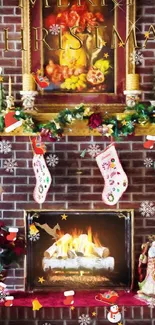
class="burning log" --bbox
[44,243,57,259]
[92,245,110,258]
[67,249,77,259]
[44,234,72,259]
[42,256,115,271]
[76,234,89,255]
[57,245,68,259]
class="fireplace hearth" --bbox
[25,210,134,291]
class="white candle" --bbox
[9,76,12,96]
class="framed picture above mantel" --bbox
[22,0,136,112]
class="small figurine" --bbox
[6,95,14,109]
[138,242,149,282]
[138,241,155,297]
[107,305,121,323]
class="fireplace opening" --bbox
[25,210,134,291]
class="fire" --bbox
[55,227,103,257]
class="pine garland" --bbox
[1,102,155,140]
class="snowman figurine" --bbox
[107,305,121,323]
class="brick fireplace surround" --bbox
[0,0,155,324]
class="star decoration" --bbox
[92,311,97,316]
[0,76,3,82]
[122,120,127,126]
[144,32,150,39]
[102,40,107,46]
[38,277,45,284]
[104,53,109,58]
[118,322,123,325]
[70,306,75,310]
[61,214,68,220]
[118,42,125,47]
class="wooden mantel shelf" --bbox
[0,111,155,136]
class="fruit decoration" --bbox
[37,1,112,93]
[87,67,105,85]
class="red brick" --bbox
[55,194,77,201]
[68,136,91,142]
[68,185,91,192]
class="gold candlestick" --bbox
[23,73,35,91]
[9,76,12,96]
[126,74,140,91]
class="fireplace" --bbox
[25,210,134,291]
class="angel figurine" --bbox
[138,241,155,297]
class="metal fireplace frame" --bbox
[24,209,134,292]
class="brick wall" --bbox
[0,0,155,295]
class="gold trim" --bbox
[24,208,134,291]
[22,0,136,107]
[22,0,31,74]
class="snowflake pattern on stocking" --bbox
[0,140,12,154]
[3,159,17,173]
[139,201,155,218]
[78,314,91,325]
[87,144,101,158]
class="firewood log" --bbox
[92,245,110,258]
[44,234,72,258]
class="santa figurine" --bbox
[138,241,155,297]
[107,305,121,323]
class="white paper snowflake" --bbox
[3,159,17,173]
[28,232,40,241]
[0,140,12,154]
[49,24,61,35]
[130,50,143,65]
[87,144,101,158]
[139,201,155,218]
[46,154,59,167]
[78,314,91,325]
[144,157,153,168]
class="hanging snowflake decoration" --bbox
[87,144,101,158]
[28,232,40,242]
[46,154,59,167]
[0,140,12,154]
[49,24,61,35]
[78,314,91,325]
[144,157,153,168]
[3,159,17,173]
[139,201,155,218]
[42,323,52,325]
[130,50,143,66]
